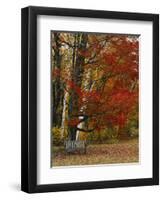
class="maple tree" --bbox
[51,32,139,142]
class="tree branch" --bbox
[76,127,95,133]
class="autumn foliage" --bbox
[52,32,139,142]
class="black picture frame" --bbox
[21,6,159,193]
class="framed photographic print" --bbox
[21,6,159,193]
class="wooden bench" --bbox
[64,140,87,154]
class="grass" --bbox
[52,138,139,167]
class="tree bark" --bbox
[68,33,88,141]
[52,32,64,127]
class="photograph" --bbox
[21,6,159,193]
[51,31,139,167]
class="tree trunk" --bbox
[60,91,69,138]
[52,32,64,127]
[68,33,88,141]
[76,67,93,140]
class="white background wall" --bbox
[0,0,161,199]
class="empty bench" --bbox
[64,140,87,154]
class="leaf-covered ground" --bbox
[52,138,139,167]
